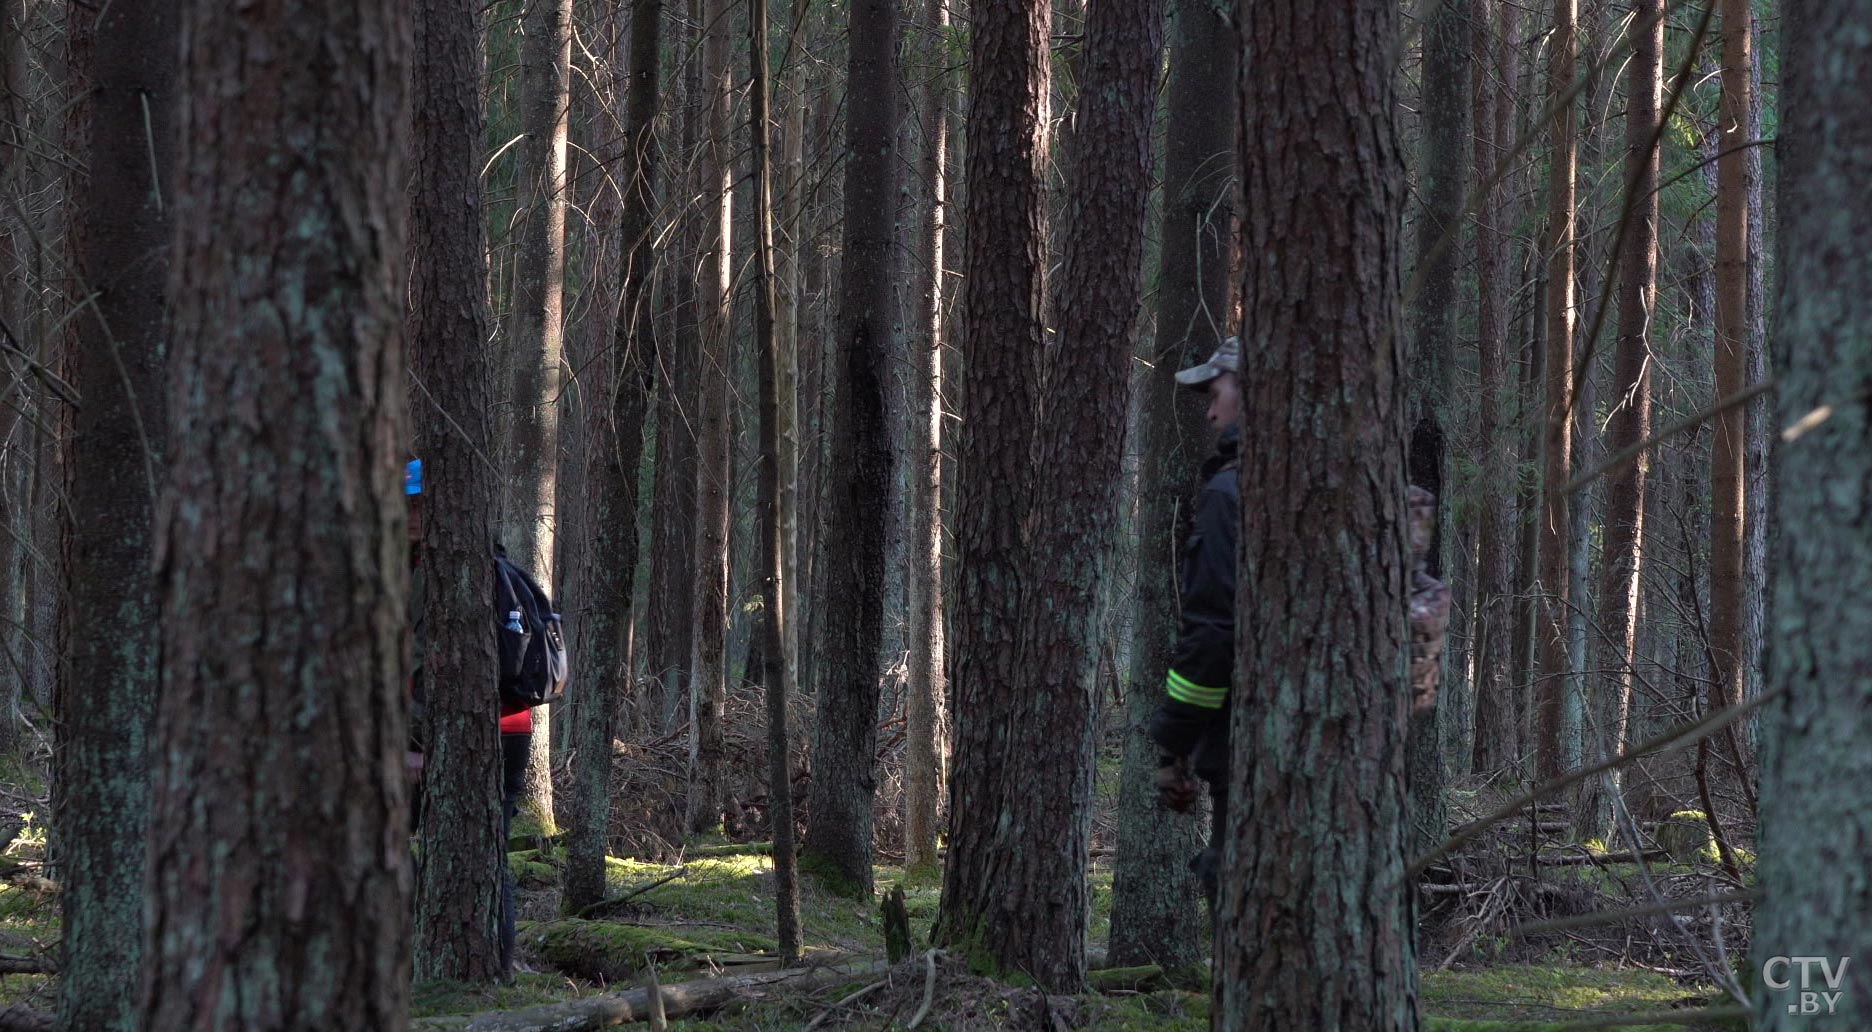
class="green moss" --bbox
[523,918,778,982]
[601,854,782,930]
[686,841,773,859]
[509,807,561,850]
[1422,963,1718,1031]
[412,972,592,1018]
[798,849,865,900]
[1079,988,1208,1031]
[507,849,561,888]
[0,973,53,1010]
[0,881,60,939]
[1089,866,1115,942]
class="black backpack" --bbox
[495,548,568,708]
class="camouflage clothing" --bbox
[1408,485,1451,714]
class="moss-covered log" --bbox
[412,958,886,1031]
[520,919,777,982]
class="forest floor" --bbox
[397,828,1737,1032]
[0,732,1747,1030]
[0,823,1736,1030]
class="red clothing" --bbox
[500,701,533,735]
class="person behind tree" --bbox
[1146,334,1243,905]
[407,458,536,975]
[1407,484,1452,716]
[1146,340,1453,905]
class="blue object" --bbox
[406,458,424,496]
[505,610,524,633]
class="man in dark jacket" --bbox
[1145,341,1455,907]
[1147,335,1242,904]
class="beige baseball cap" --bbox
[1174,336,1241,387]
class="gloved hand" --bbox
[1155,757,1199,813]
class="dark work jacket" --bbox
[1148,425,1239,785]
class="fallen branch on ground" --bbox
[1411,689,1780,876]
[1513,889,1760,937]
[412,957,887,1031]
[0,955,54,975]
[1534,849,1671,867]
[574,868,688,918]
[907,949,940,1029]
[684,842,772,859]
[1086,965,1169,993]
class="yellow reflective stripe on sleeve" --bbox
[1165,669,1227,709]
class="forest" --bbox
[0,0,1865,1028]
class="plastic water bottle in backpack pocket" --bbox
[494,550,568,707]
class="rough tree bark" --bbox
[410,0,504,981]
[1750,2,1872,1025]
[1739,3,1768,748]
[1707,0,1752,720]
[1218,0,1415,1027]
[1023,0,1164,980]
[934,0,1083,991]
[800,0,897,897]
[1576,0,1659,843]
[141,2,412,1027]
[1534,0,1578,783]
[506,0,575,831]
[56,2,171,1026]
[1468,0,1520,778]
[748,0,802,962]
[0,0,29,754]
[776,0,809,716]
[902,0,953,878]
[564,0,662,913]
[687,0,734,835]
[645,3,701,730]
[1106,0,1230,974]
[1405,0,1469,863]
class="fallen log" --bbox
[413,957,887,1031]
[1086,965,1168,993]
[0,955,53,975]
[1534,849,1671,867]
[0,1004,51,1032]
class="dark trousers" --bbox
[1191,783,1225,910]
[500,732,531,973]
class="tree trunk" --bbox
[1534,0,1578,783]
[687,0,734,835]
[775,0,809,727]
[1405,0,1469,864]
[410,0,505,982]
[933,0,1074,989]
[645,7,703,730]
[1218,0,1414,1026]
[1022,0,1165,983]
[1750,2,1872,1024]
[747,0,802,962]
[0,1,30,755]
[507,0,575,832]
[1576,0,1659,844]
[1740,3,1768,754]
[1468,0,1519,778]
[55,3,171,1025]
[1106,0,1230,973]
[1707,0,1751,721]
[565,0,661,914]
[902,0,952,879]
[799,0,897,897]
[142,2,412,1026]
[795,82,839,703]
